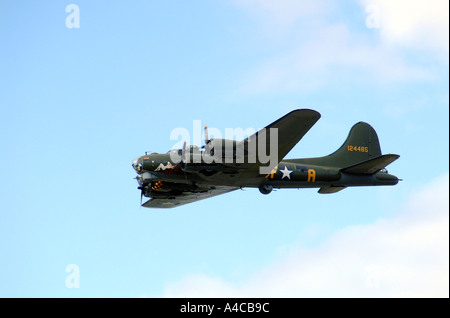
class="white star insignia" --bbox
[280,166,292,179]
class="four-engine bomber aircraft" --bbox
[132,109,400,208]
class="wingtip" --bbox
[289,108,321,120]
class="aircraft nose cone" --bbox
[132,157,143,174]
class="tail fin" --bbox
[327,122,382,167]
[287,122,399,172]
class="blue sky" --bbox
[0,0,448,297]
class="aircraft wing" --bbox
[141,186,238,208]
[240,109,321,166]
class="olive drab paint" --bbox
[131,109,400,208]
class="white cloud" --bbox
[232,0,447,94]
[362,0,449,55]
[164,173,449,297]
[240,23,433,94]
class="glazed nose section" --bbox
[132,157,143,174]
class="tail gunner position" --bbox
[132,109,400,208]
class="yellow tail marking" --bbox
[307,169,316,182]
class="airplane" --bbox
[132,109,400,208]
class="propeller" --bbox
[181,140,187,164]
[204,125,209,145]
[203,125,212,155]
[136,184,145,205]
[179,126,210,170]
[135,175,145,206]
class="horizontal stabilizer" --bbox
[340,154,400,175]
[318,186,347,194]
